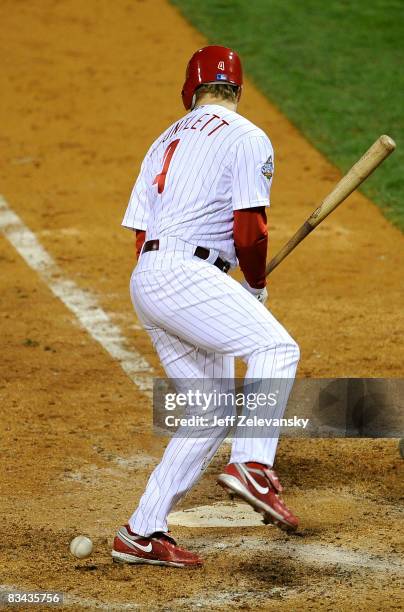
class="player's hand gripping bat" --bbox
[266,135,396,276]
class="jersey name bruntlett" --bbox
[161,112,229,143]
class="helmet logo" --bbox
[217,61,225,70]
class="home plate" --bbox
[168,501,266,528]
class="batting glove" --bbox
[241,280,268,305]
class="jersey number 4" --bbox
[153,139,180,194]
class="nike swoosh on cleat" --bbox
[119,530,153,553]
[132,541,153,553]
[239,464,269,495]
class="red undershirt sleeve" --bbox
[135,229,146,258]
[234,207,268,289]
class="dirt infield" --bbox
[0,0,403,610]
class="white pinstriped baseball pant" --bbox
[128,238,299,536]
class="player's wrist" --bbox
[241,279,266,294]
[241,280,268,304]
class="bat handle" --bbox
[266,222,313,275]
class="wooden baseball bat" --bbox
[266,135,396,276]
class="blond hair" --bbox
[194,83,239,104]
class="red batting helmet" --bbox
[181,45,243,110]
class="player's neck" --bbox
[194,95,238,112]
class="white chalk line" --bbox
[0,195,152,608]
[0,195,153,396]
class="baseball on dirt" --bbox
[69,535,93,559]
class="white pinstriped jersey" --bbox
[122,103,274,265]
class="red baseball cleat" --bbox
[111,525,203,568]
[217,462,298,532]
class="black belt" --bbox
[142,240,231,273]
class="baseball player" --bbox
[112,46,300,568]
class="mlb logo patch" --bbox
[216,73,228,81]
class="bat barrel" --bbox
[266,134,396,276]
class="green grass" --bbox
[171,0,404,228]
